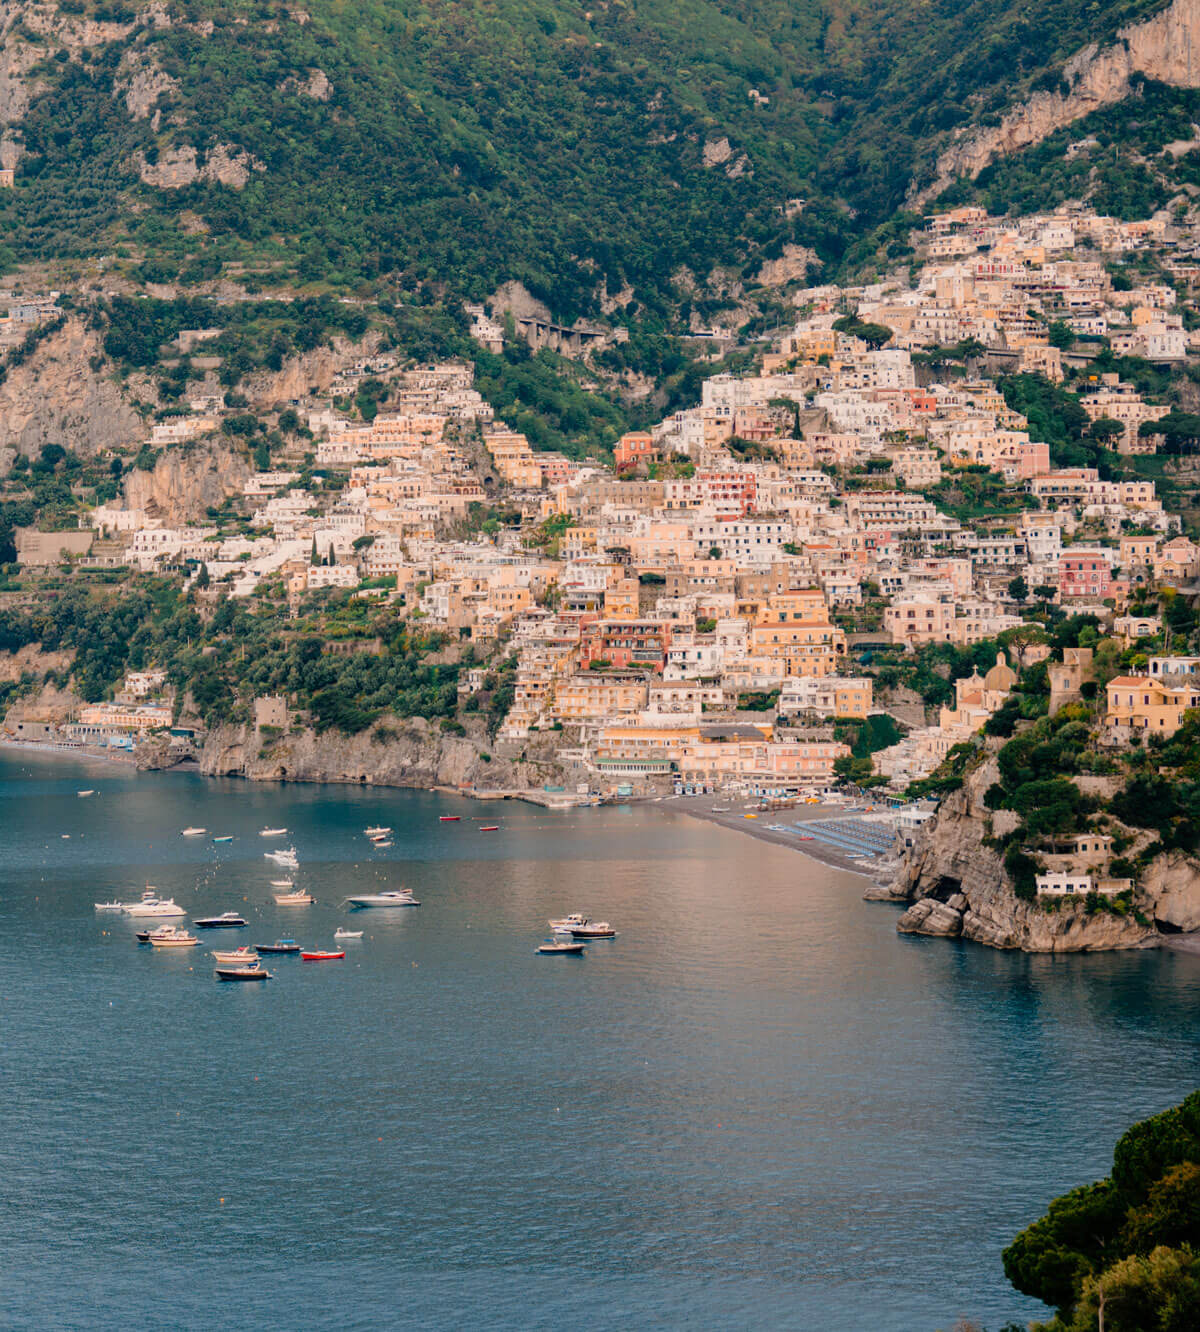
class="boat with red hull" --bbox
[301,950,345,962]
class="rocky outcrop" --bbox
[137,143,264,189]
[0,643,73,683]
[754,245,820,289]
[240,332,381,407]
[0,317,143,461]
[190,715,569,793]
[886,750,1162,952]
[915,0,1200,204]
[121,437,251,523]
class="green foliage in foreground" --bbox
[1004,1089,1200,1330]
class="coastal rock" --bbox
[240,332,381,407]
[914,0,1200,204]
[885,750,1161,952]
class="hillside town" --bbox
[8,204,1200,894]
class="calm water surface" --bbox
[1,751,1198,1330]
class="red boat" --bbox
[300,950,345,962]
[439,815,461,822]
[479,825,499,832]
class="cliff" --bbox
[141,714,574,796]
[914,0,1200,204]
[0,317,144,461]
[880,750,1169,951]
[121,436,251,524]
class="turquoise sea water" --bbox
[1,750,1198,1330]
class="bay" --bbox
[1,750,1197,1330]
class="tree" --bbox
[310,536,319,567]
[1088,416,1125,445]
[1047,319,1075,350]
[1035,584,1058,608]
[1008,575,1029,604]
[194,563,210,589]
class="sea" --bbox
[1,749,1197,1331]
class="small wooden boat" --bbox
[255,939,301,955]
[216,965,271,982]
[537,940,586,955]
[212,946,259,966]
[480,825,500,832]
[301,950,345,962]
[194,913,247,929]
[439,815,461,822]
[570,923,616,940]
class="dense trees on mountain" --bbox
[0,0,1184,316]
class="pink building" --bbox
[1058,551,1112,601]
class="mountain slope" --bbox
[0,0,1183,315]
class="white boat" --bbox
[181,827,206,837]
[345,890,419,908]
[273,888,315,905]
[123,891,187,919]
[78,790,95,797]
[371,840,394,849]
[259,827,288,837]
[212,946,259,966]
[264,847,299,867]
[148,927,200,948]
[363,826,391,838]
[333,928,364,940]
[94,900,123,911]
[548,913,590,931]
[270,878,294,888]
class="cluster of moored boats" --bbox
[537,913,617,955]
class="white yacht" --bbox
[264,847,299,868]
[122,891,187,919]
[333,928,364,940]
[259,827,288,837]
[148,927,200,948]
[345,889,419,908]
[548,913,589,931]
[363,826,391,838]
[273,887,315,905]
[212,946,259,966]
[94,900,123,911]
[181,827,206,837]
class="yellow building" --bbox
[1105,676,1200,738]
[552,675,649,721]
[749,589,845,676]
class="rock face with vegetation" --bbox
[120,437,250,524]
[891,750,1159,952]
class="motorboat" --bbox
[216,965,271,982]
[264,847,299,867]
[363,826,391,838]
[193,913,247,929]
[371,840,394,849]
[270,879,295,888]
[148,927,200,948]
[259,828,288,837]
[94,900,123,911]
[134,930,152,944]
[78,790,95,797]
[333,928,363,940]
[212,946,259,966]
[212,835,234,844]
[255,939,301,955]
[301,950,344,961]
[537,939,586,955]
[479,825,499,832]
[569,922,616,940]
[439,815,461,822]
[548,913,589,931]
[181,827,206,837]
[273,888,315,905]
[345,890,419,908]
[123,892,187,919]
[710,806,730,812]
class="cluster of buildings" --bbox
[16,205,1200,801]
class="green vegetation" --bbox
[1004,1089,1200,1330]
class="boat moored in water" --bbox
[255,939,301,954]
[537,939,586,955]
[194,913,247,929]
[259,828,288,837]
[273,888,315,905]
[212,946,259,966]
[94,900,123,911]
[212,835,234,843]
[123,892,187,919]
[333,928,363,940]
[301,950,345,961]
[216,965,271,982]
[570,922,616,939]
[345,890,419,908]
[549,913,589,931]
[181,827,206,837]
[363,826,391,838]
[78,790,95,797]
[479,825,499,832]
[148,927,200,948]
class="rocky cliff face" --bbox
[0,317,144,461]
[175,715,570,796]
[121,437,251,524]
[914,0,1200,204]
[883,750,1166,951]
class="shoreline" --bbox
[665,795,896,883]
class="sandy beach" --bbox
[665,793,898,882]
